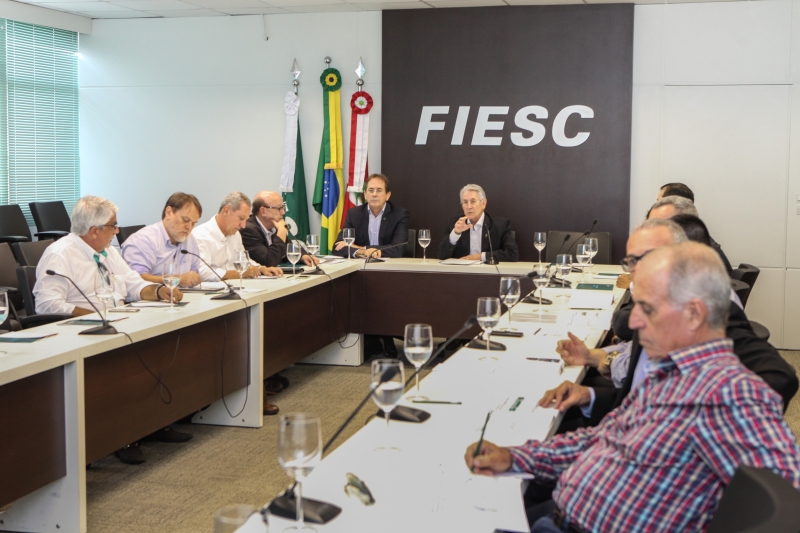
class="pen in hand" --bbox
[471,411,492,473]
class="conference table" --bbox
[0,258,624,533]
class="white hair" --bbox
[460,184,486,201]
[218,191,251,214]
[650,196,699,217]
[71,196,118,236]
[634,218,689,244]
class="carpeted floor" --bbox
[25,349,800,532]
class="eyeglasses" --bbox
[264,204,288,213]
[620,249,652,272]
[96,223,119,230]
[460,199,482,206]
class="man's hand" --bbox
[358,248,381,259]
[242,265,260,279]
[538,381,592,412]
[302,254,320,266]
[154,285,184,303]
[275,219,289,241]
[179,271,202,288]
[454,216,472,235]
[617,273,632,289]
[259,266,283,277]
[464,440,513,475]
[556,332,603,368]
[167,287,184,303]
[334,241,354,252]
[460,253,481,261]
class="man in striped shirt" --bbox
[465,242,800,532]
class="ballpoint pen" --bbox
[471,411,492,473]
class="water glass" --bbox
[94,267,115,319]
[576,244,591,282]
[532,263,551,315]
[418,229,431,263]
[287,242,302,280]
[476,297,501,359]
[306,234,320,257]
[233,250,249,290]
[404,324,433,400]
[277,413,322,532]
[214,504,257,533]
[585,237,599,275]
[162,262,180,311]
[533,232,546,265]
[342,228,355,259]
[371,358,404,452]
[499,277,520,326]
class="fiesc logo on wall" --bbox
[415,105,594,147]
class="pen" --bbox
[471,411,492,473]
[411,400,462,405]
[526,357,560,363]
[533,328,542,335]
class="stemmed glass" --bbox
[371,358,404,452]
[0,291,8,353]
[233,250,249,290]
[576,244,591,282]
[404,324,433,401]
[499,277,520,327]
[555,254,572,297]
[533,232,546,266]
[342,228,355,259]
[532,264,551,315]
[287,242,302,281]
[477,297,501,360]
[418,229,431,263]
[277,413,322,532]
[585,237,598,276]
[94,267,115,320]
[306,234,320,258]
[162,262,180,311]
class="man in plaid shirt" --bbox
[465,242,800,532]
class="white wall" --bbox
[80,2,800,347]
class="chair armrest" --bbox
[34,231,68,240]
[0,286,19,294]
[20,314,72,329]
[0,236,30,244]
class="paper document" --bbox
[129,301,189,308]
[440,258,482,266]
[0,330,58,342]
[199,281,228,291]
[568,290,614,310]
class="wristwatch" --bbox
[155,284,167,300]
[599,350,620,378]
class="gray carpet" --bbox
[50,350,800,531]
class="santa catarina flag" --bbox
[279,91,310,240]
[343,91,373,219]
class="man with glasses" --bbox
[437,184,518,263]
[332,174,409,259]
[122,192,218,287]
[241,190,317,267]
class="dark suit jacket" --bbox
[436,212,519,263]
[332,201,409,258]
[710,236,734,275]
[240,215,289,267]
[591,298,799,424]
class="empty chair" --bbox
[546,231,611,265]
[0,204,33,244]
[29,201,70,240]
[707,465,800,533]
[116,225,145,246]
[0,242,23,312]
[15,266,71,327]
[11,239,53,267]
[405,229,417,258]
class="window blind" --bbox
[0,19,79,225]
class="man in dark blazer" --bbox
[437,184,519,263]
[332,174,409,259]
[240,190,316,267]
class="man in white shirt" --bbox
[34,195,190,465]
[192,192,282,281]
[122,192,218,287]
[35,195,181,316]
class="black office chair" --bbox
[0,204,65,244]
[730,279,751,309]
[546,231,611,265]
[405,229,416,258]
[0,242,24,313]
[731,263,770,341]
[11,239,53,267]
[15,266,71,328]
[117,225,145,246]
[29,201,70,240]
[707,465,800,533]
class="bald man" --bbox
[240,190,316,267]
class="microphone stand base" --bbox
[80,324,119,335]
[375,404,431,423]
[523,295,553,305]
[467,338,507,351]
[211,291,241,300]
[267,493,342,524]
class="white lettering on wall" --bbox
[552,105,593,147]
[415,106,450,145]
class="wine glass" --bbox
[532,263,551,315]
[499,277,520,326]
[371,358,404,452]
[342,228,355,259]
[233,250,249,290]
[404,324,433,401]
[476,297,501,360]
[533,232,546,266]
[287,242,302,281]
[277,413,322,532]
[576,244,591,283]
[214,504,257,533]
[585,237,598,276]
[0,291,8,353]
[418,229,431,263]
[555,254,572,297]
[162,262,181,311]
[306,234,320,258]
[94,267,115,320]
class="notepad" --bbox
[440,258,482,266]
[129,301,189,308]
[0,331,58,343]
[61,317,129,326]
[568,290,614,310]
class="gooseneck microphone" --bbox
[180,249,241,300]
[46,269,118,335]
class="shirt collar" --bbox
[256,216,275,237]
[650,337,734,375]
[72,232,107,262]
[158,221,178,248]
[210,216,228,242]
[369,204,387,219]
[472,213,485,229]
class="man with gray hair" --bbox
[35,195,182,316]
[437,184,518,263]
[192,191,282,282]
[466,242,800,533]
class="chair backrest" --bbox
[545,231,611,265]
[730,279,752,309]
[732,263,760,291]
[707,465,800,533]
[117,225,145,246]
[0,242,23,312]
[0,204,32,242]
[405,229,416,258]
[16,266,37,316]
[11,239,53,267]
[29,201,71,234]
